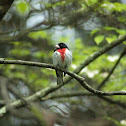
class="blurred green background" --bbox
[0,0,126,126]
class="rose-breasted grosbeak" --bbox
[53,43,72,85]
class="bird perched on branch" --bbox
[53,43,72,85]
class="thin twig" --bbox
[97,47,126,90]
[43,91,126,109]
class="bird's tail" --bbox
[56,70,63,85]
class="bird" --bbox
[53,43,72,85]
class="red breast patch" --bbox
[57,48,66,62]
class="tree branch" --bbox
[42,91,126,109]
[0,58,126,96]
[0,65,126,117]
[1,91,126,110]
[64,34,126,84]
[0,34,126,117]
[97,47,126,90]
[0,58,126,117]
[0,0,14,21]
[43,91,94,100]
[0,20,55,43]
[98,96,126,108]
[0,59,126,95]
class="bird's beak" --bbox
[55,44,60,49]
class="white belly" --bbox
[53,49,72,68]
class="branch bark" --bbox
[0,0,14,21]
[0,20,55,43]
[42,91,126,109]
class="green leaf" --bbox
[33,51,45,58]
[114,2,126,12]
[106,35,117,43]
[91,29,99,36]
[101,2,126,13]
[86,0,98,6]
[118,16,126,23]
[10,49,30,57]
[16,1,29,15]
[28,31,48,40]
[103,26,115,31]
[123,41,126,45]
[105,117,122,126]
[101,2,115,13]
[115,29,126,35]
[94,35,104,45]
[103,27,126,35]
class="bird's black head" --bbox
[54,43,69,51]
[55,43,69,50]
[58,43,68,49]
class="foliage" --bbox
[105,117,125,126]
[16,0,30,15]
[0,0,126,126]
